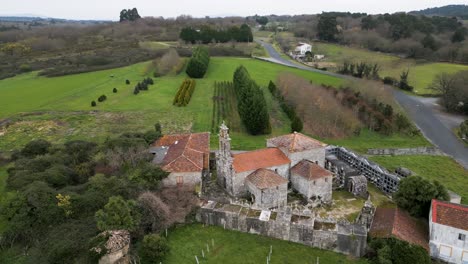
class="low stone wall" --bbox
[367,147,445,156]
[197,201,367,257]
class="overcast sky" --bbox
[2,0,467,20]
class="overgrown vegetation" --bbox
[368,238,431,264]
[338,61,380,79]
[151,49,186,77]
[173,79,196,106]
[211,81,242,133]
[430,70,468,115]
[186,46,210,78]
[267,80,303,132]
[233,66,271,135]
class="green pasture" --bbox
[369,155,468,203]
[165,224,368,264]
[313,42,468,95]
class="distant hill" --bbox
[410,5,468,19]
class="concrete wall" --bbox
[367,147,445,156]
[291,173,332,202]
[198,202,367,257]
[231,164,290,196]
[246,181,288,209]
[429,220,468,264]
[162,172,201,187]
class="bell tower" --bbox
[216,121,234,194]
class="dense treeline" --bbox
[186,46,210,78]
[410,5,468,20]
[233,66,271,135]
[267,81,303,132]
[133,77,154,95]
[180,24,253,44]
[173,79,196,106]
[0,125,198,262]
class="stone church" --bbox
[216,122,333,209]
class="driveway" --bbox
[258,40,468,169]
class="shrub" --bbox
[91,101,97,107]
[97,95,107,102]
[173,79,196,106]
[383,76,398,85]
[21,139,51,157]
[133,87,140,95]
[126,79,130,85]
[113,88,118,93]
[138,234,169,264]
[19,64,31,72]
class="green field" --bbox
[0,57,341,151]
[369,155,468,203]
[166,224,368,264]
[313,42,468,95]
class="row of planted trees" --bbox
[173,79,196,106]
[233,66,271,135]
[186,46,210,78]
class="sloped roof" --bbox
[291,160,332,181]
[268,132,327,153]
[232,148,290,173]
[431,199,468,231]
[152,132,210,173]
[246,169,288,189]
[370,207,429,251]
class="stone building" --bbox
[245,169,288,209]
[429,199,468,264]
[267,132,327,167]
[151,132,210,186]
[290,160,333,203]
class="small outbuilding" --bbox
[246,169,288,209]
[290,160,333,203]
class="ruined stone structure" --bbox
[348,176,368,198]
[290,160,333,203]
[198,200,368,257]
[245,169,288,209]
[93,230,131,264]
[326,146,401,195]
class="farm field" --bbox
[369,155,468,203]
[0,57,340,151]
[165,224,368,264]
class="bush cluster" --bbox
[98,95,107,102]
[338,62,380,79]
[268,81,303,132]
[186,46,210,79]
[134,78,154,95]
[173,79,196,106]
[233,66,271,135]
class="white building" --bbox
[429,199,468,264]
[293,42,312,57]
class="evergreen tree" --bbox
[318,15,339,42]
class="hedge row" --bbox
[186,46,210,78]
[233,66,271,135]
[268,81,303,132]
[173,79,196,106]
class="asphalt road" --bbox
[258,40,468,169]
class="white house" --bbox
[293,42,312,58]
[429,199,468,264]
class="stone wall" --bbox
[291,173,332,203]
[367,147,445,156]
[197,201,368,257]
[162,171,201,187]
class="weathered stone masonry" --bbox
[197,201,368,257]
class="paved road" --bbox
[258,40,468,169]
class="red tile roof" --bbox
[268,132,327,153]
[291,160,332,181]
[246,169,288,189]
[431,199,468,231]
[370,207,429,251]
[152,132,210,173]
[232,148,290,173]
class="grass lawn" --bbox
[322,129,431,154]
[0,57,342,151]
[165,224,368,264]
[368,155,468,204]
